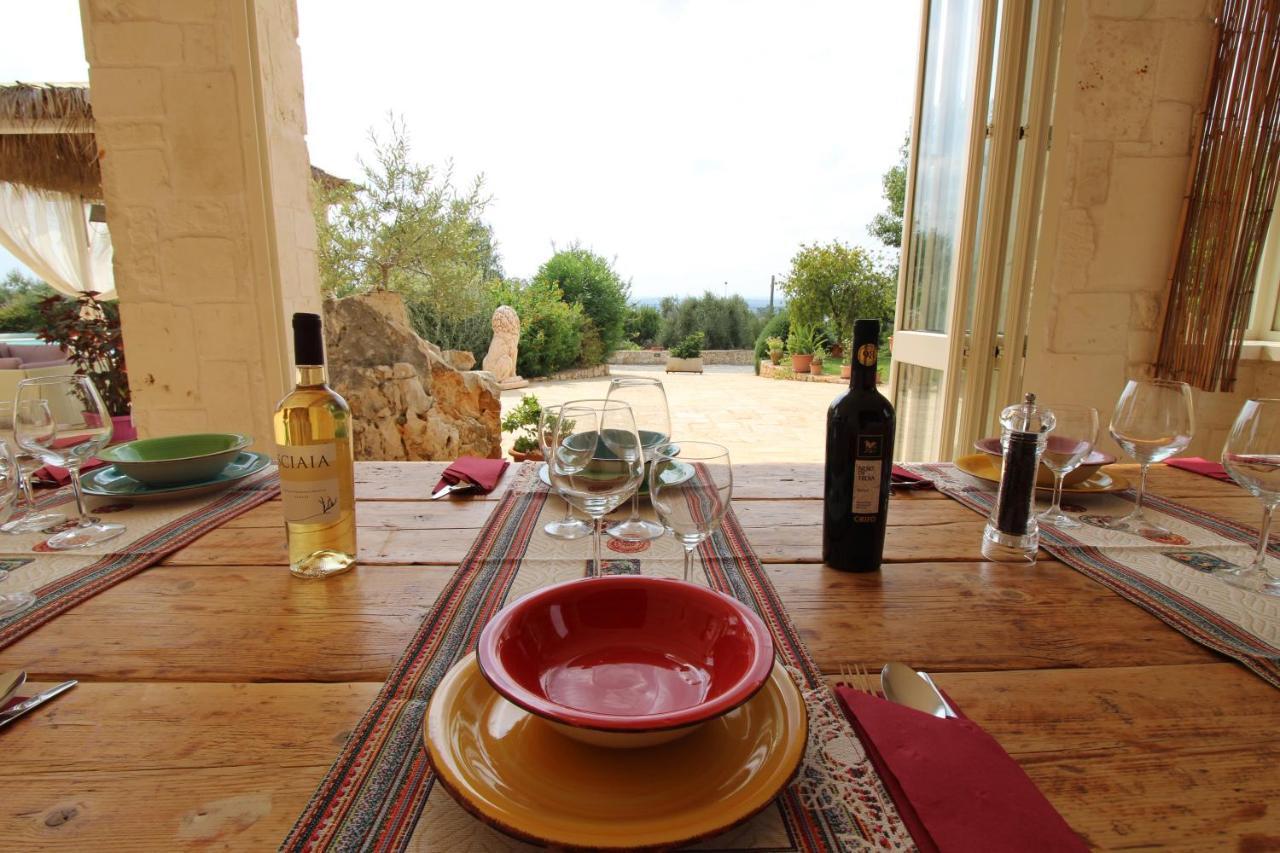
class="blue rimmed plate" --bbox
[80,451,272,502]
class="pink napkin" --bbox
[836,686,1086,853]
[1166,457,1233,481]
[32,457,106,488]
[433,456,510,496]
[891,465,935,490]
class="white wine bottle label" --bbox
[852,434,883,515]
[278,442,342,524]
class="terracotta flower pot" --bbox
[840,365,852,380]
[828,344,844,359]
[790,354,813,373]
[509,448,545,462]
[769,350,782,365]
[809,362,824,376]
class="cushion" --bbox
[20,359,71,370]
[8,344,67,365]
[0,358,21,370]
[0,344,11,358]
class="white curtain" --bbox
[0,183,116,301]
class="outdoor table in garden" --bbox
[0,461,1277,849]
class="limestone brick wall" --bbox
[79,0,321,449]
[1023,0,1275,457]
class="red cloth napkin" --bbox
[1166,457,1233,481]
[891,465,935,490]
[836,686,1086,853]
[32,457,106,488]
[433,456,510,496]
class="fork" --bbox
[838,662,883,698]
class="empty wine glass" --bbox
[649,441,732,583]
[1220,398,1280,595]
[16,375,125,549]
[538,403,590,540]
[0,437,36,618]
[605,376,670,542]
[0,400,66,534]
[1036,404,1099,528]
[1107,378,1194,535]
[548,399,644,576]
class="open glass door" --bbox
[890,0,1062,461]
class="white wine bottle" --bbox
[273,313,357,578]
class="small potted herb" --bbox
[787,325,817,374]
[810,345,826,375]
[766,335,785,365]
[666,332,705,374]
[501,394,544,461]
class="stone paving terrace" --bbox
[499,365,854,464]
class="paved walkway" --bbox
[500,365,852,464]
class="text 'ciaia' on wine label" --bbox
[279,443,342,524]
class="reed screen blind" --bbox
[1156,0,1280,392]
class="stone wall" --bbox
[80,0,321,448]
[609,349,755,366]
[1023,0,1274,457]
[323,292,501,461]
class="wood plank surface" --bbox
[0,460,1275,851]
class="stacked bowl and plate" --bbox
[83,433,270,501]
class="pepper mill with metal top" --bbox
[982,393,1056,563]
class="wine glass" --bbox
[649,441,732,583]
[548,399,644,576]
[0,400,66,534]
[538,403,591,540]
[1220,398,1280,595]
[1036,404,1099,528]
[15,376,125,549]
[1107,378,1194,535]
[0,437,36,618]
[604,376,670,542]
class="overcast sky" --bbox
[3,1,919,301]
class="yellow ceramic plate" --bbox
[424,652,807,851]
[955,453,1130,494]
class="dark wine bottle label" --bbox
[852,434,883,521]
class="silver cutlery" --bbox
[430,481,477,500]
[880,662,957,719]
[918,670,959,718]
[0,679,77,729]
[0,670,24,707]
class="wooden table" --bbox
[1,463,1277,850]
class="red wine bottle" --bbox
[823,319,895,572]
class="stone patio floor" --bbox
[499,365,855,464]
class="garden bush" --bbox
[491,278,584,377]
[533,246,630,358]
[753,306,790,364]
[658,292,762,350]
[0,271,58,333]
[624,303,662,347]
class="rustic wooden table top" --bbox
[0,462,1277,850]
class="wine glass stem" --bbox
[66,463,88,525]
[629,491,641,522]
[592,517,603,577]
[683,544,695,582]
[19,469,37,510]
[1133,463,1150,519]
[1255,503,1275,570]
[1049,473,1065,517]
[562,500,575,523]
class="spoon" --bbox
[0,670,25,707]
[880,662,954,719]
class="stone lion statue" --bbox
[482,305,521,384]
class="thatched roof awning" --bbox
[0,82,101,199]
[0,82,352,201]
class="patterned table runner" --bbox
[905,463,1280,687]
[0,467,279,649]
[284,464,915,852]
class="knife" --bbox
[0,679,77,729]
[430,480,477,500]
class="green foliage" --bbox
[533,245,630,357]
[669,332,705,359]
[625,303,662,347]
[766,336,785,352]
[313,115,500,359]
[34,292,130,416]
[752,305,791,364]
[781,241,894,348]
[868,135,908,250]
[577,320,606,367]
[491,278,584,377]
[657,292,762,350]
[0,270,59,333]
[501,394,542,454]
[785,324,820,357]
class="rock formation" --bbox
[481,305,527,389]
[322,292,501,461]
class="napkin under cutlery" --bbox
[1165,457,1233,482]
[890,465,934,490]
[836,686,1086,852]
[432,456,510,498]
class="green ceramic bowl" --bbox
[99,433,253,486]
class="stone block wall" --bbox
[1024,0,1272,457]
[80,0,321,448]
[608,349,756,366]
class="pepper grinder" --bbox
[981,393,1055,563]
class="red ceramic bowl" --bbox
[477,576,775,748]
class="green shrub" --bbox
[0,271,58,333]
[501,394,542,454]
[404,295,494,361]
[658,292,761,350]
[786,324,820,357]
[577,319,606,367]
[533,246,630,357]
[625,304,662,347]
[752,306,790,364]
[670,332,705,358]
[491,278,584,377]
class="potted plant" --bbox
[840,338,853,380]
[35,291,134,442]
[810,346,826,375]
[666,332,705,374]
[766,335,785,365]
[787,325,817,374]
[501,394,544,461]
